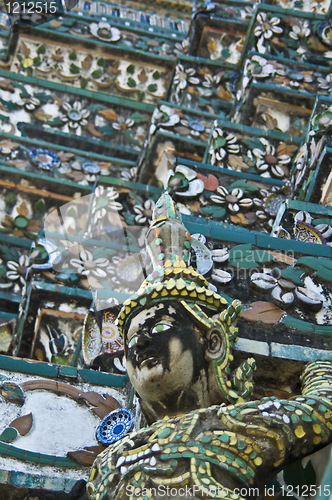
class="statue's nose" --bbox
[136,330,151,349]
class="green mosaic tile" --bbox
[0,469,9,484]
[9,471,41,488]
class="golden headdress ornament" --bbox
[116,192,255,404]
[116,192,240,335]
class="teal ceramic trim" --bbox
[79,368,129,387]
[282,316,332,336]
[58,365,78,378]
[305,147,328,202]
[182,215,332,258]
[57,8,187,40]
[100,176,163,194]
[248,50,331,73]
[234,337,270,357]
[0,441,79,467]
[249,81,318,100]
[0,69,156,113]
[18,123,139,159]
[32,281,92,300]
[203,125,215,164]
[0,291,21,304]
[287,199,332,216]
[0,354,59,377]
[281,316,315,333]
[0,311,17,319]
[9,470,41,488]
[177,53,240,70]
[271,342,332,361]
[0,165,94,193]
[37,24,183,56]
[0,233,33,248]
[212,117,302,144]
[154,130,208,148]
[41,231,141,254]
[0,352,128,387]
[177,158,285,187]
[256,3,325,20]
[159,100,232,119]
[181,11,254,70]
[0,132,136,166]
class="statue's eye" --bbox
[128,336,138,348]
[151,323,171,334]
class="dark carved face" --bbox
[124,303,209,414]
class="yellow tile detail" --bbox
[294,426,305,438]
[313,424,321,434]
[230,436,237,446]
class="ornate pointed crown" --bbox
[116,192,230,336]
[115,193,257,405]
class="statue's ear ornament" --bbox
[208,300,256,405]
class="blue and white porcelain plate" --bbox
[29,149,61,171]
[82,162,101,174]
[96,408,133,445]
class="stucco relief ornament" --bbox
[87,193,332,500]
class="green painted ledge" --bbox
[0,442,79,467]
[0,354,129,387]
[278,314,332,337]
[178,158,285,187]
[0,132,136,166]
[0,165,94,193]
[182,215,332,258]
[0,69,156,113]
[36,25,182,61]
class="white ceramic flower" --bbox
[173,64,200,97]
[318,74,332,91]
[90,22,121,42]
[251,271,323,310]
[210,125,240,165]
[133,200,155,224]
[254,12,283,39]
[6,254,30,286]
[210,186,255,213]
[61,101,90,130]
[252,138,291,178]
[112,117,135,131]
[165,165,204,198]
[70,249,109,277]
[17,96,41,111]
[289,21,310,41]
[92,185,123,223]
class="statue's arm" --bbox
[220,361,332,486]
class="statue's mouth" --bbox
[138,354,159,368]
